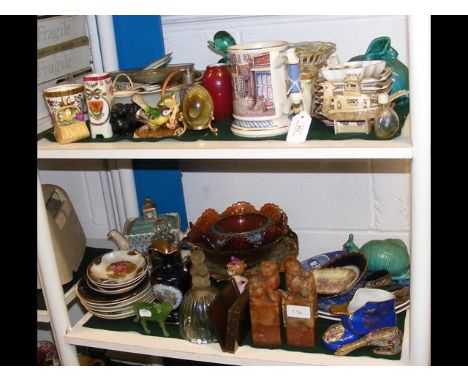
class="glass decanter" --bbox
[179,250,218,344]
[374,93,399,139]
[373,90,410,139]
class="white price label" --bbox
[286,304,311,319]
[286,111,312,143]
[139,308,151,317]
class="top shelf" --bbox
[37,118,412,160]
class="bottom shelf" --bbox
[65,311,410,366]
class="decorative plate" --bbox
[87,250,147,285]
[301,250,410,320]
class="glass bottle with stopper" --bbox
[178,68,195,108]
[374,90,409,139]
[179,250,218,344]
[142,196,157,220]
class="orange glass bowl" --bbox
[187,202,293,275]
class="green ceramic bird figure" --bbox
[132,93,180,130]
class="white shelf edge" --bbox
[65,312,409,366]
[37,310,50,323]
[64,283,78,305]
[37,116,412,160]
[37,283,78,324]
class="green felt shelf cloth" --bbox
[38,103,409,143]
[83,308,406,361]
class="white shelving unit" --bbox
[36,15,430,366]
[37,284,77,323]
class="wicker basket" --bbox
[53,105,90,144]
[112,72,138,97]
[292,41,336,70]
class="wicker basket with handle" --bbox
[112,72,138,97]
[54,105,90,144]
[292,41,336,70]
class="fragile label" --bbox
[286,111,312,143]
[286,305,311,319]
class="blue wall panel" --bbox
[113,15,165,70]
[133,160,188,230]
[113,16,187,229]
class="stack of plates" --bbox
[312,66,393,118]
[76,250,154,319]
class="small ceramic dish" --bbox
[76,274,151,305]
[363,269,392,288]
[309,252,368,297]
[320,60,386,82]
[87,250,147,285]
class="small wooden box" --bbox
[209,280,251,353]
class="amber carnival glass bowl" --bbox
[187,202,296,276]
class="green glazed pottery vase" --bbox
[343,234,410,280]
[349,36,409,103]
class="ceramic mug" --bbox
[228,41,300,137]
[43,83,86,123]
[83,72,114,138]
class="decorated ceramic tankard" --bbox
[228,41,301,137]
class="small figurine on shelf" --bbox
[142,196,157,221]
[333,327,403,356]
[282,256,317,347]
[133,299,173,337]
[131,75,186,139]
[226,256,247,277]
[321,76,376,135]
[248,260,283,347]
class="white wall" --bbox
[163,15,410,260]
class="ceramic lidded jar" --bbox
[201,63,233,123]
